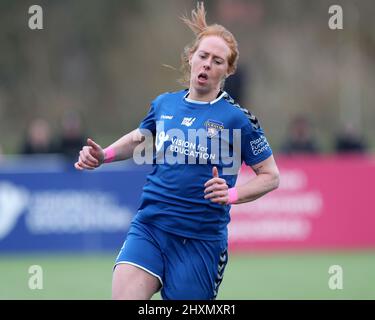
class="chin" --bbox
[194,83,211,94]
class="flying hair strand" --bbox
[180,2,207,35]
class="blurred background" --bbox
[0,0,374,299]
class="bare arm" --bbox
[204,155,280,205]
[105,128,146,162]
[74,129,147,170]
[233,155,280,204]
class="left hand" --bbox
[204,166,229,205]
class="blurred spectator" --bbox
[335,123,366,154]
[21,118,55,154]
[217,0,264,26]
[224,64,247,105]
[55,111,86,161]
[281,116,319,154]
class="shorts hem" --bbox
[114,261,163,288]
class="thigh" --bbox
[113,222,164,299]
[112,264,160,300]
[161,236,228,300]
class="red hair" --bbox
[180,2,239,86]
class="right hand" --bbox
[74,138,105,170]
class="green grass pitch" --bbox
[0,250,374,299]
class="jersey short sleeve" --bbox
[240,114,273,166]
[139,102,157,135]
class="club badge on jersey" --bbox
[205,120,224,138]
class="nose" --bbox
[203,59,211,70]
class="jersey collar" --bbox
[183,90,227,105]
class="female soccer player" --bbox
[75,3,279,300]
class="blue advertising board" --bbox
[0,157,150,252]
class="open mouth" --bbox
[198,72,208,83]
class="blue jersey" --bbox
[134,89,272,240]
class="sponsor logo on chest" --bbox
[181,117,196,127]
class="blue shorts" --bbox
[114,221,228,300]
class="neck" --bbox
[188,87,221,103]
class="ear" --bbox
[188,52,193,67]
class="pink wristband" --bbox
[103,147,116,163]
[227,187,238,205]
